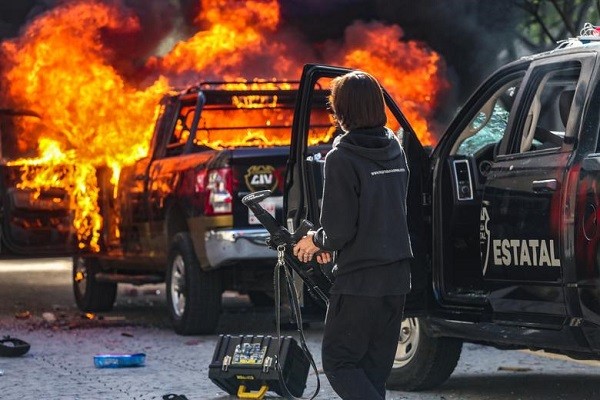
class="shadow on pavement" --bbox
[441,373,600,398]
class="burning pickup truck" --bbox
[72,81,333,334]
[0,110,75,255]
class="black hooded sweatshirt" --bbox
[312,126,413,295]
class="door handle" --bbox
[532,179,559,192]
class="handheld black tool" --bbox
[241,190,332,305]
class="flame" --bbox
[7,138,101,250]
[148,0,302,83]
[1,1,168,251]
[0,0,447,251]
[325,22,448,145]
[191,80,334,149]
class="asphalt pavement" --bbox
[1,258,600,400]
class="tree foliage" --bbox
[513,0,600,52]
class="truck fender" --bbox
[164,201,211,272]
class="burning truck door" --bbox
[142,92,205,259]
[117,95,180,256]
[284,64,431,315]
[480,54,595,329]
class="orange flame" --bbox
[151,0,287,78]
[325,22,448,145]
[1,1,168,250]
[8,139,102,250]
[0,0,447,251]
[189,80,334,149]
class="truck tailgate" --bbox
[229,147,288,229]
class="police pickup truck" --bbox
[285,34,600,390]
[72,82,332,335]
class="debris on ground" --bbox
[94,353,146,368]
[121,332,134,337]
[0,336,31,357]
[14,311,31,320]
[42,312,56,323]
[82,313,95,320]
[103,316,126,322]
[163,394,188,400]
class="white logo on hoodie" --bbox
[370,168,405,176]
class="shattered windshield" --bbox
[456,104,509,156]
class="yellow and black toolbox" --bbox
[208,335,310,399]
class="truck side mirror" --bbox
[582,153,600,172]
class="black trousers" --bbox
[321,294,405,400]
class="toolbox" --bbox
[208,335,310,398]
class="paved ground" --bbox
[1,258,600,399]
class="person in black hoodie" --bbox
[293,70,412,400]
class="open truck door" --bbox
[283,64,433,317]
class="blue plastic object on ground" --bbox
[93,353,146,368]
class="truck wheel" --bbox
[72,256,117,312]
[167,232,222,335]
[386,317,462,391]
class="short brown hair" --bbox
[329,71,387,132]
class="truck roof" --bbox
[519,33,600,62]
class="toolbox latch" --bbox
[262,356,273,373]
[222,355,232,371]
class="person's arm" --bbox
[312,151,358,251]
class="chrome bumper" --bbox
[204,228,276,268]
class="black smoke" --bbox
[0,0,522,125]
[280,0,521,123]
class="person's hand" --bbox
[293,231,320,263]
[316,252,332,264]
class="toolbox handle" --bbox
[237,384,269,399]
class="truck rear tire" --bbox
[167,232,222,335]
[72,256,117,312]
[386,317,462,391]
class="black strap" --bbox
[274,245,322,400]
